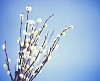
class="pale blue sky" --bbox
[0,0,100,81]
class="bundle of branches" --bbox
[2,5,73,81]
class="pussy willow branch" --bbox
[39,14,54,35]
[30,49,50,81]
[2,4,73,81]
[23,14,54,76]
[24,31,49,77]
[29,32,49,81]
[30,26,72,80]
[4,41,14,81]
[25,16,71,81]
[17,12,24,81]
[25,11,29,39]
[24,14,54,78]
[31,14,54,46]
[33,14,54,47]
[21,11,30,80]
[30,41,58,80]
[24,32,49,80]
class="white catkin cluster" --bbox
[2,4,73,81]
[3,57,11,75]
[2,44,6,50]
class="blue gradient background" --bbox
[0,0,100,81]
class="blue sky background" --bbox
[0,0,100,81]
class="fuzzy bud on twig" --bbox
[3,64,8,69]
[37,18,42,24]
[23,30,27,35]
[20,13,24,21]
[7,71,10,75]
[26,77,29,81]
[2,4,73,81]
[19,73,24,79]
[2,44,6,50]
[26,5,32,12]
[55,44,59,50]
[8,59,11,64]
[69,25,74,29]
[27,20,35,25]
[48,55,52,61]
[44,23,47,27]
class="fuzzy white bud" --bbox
[55,44,59,50]
[34,50,38,57]
[27,24,30,28]
[28,56,32,60]
[20,14,23,18]
[65,25,74,30]
[24,24,27,29]
[47,48,50,54]
[26,64,29,69]
[26,77,29,81]
[42,49,47,54]
[34,31,38,37]
[38,28,41,32]
[23,30,27,35]
[57,34,61,38]
[22,67,25,71]
[2,44,6,50]
[25,43,29,48]
[17,58,20,63]
[35,66,39,71]
[17,37,21,44]
[7,71,10,75]
[27,20,35,25]
[44,23,47,27]
[23,55,26,59]
[28,32,31,36]
[31,30,34,35]
[32,57,35,62]
[69,25,74,29]
[3,64,8,69]
[62,32,65,36]
[19,73,24,79]
[44,41,48,46]
[18,65,21,69]
[26,38,30,43]
[30,66,33,71]
[26,51,30,56]
[30,58,34,64]
[37,35,41,39]
[8,59,11,63]
[48,55,51,61]
[23,48,27,54]
[39,70,42,74]
[31,71,35,75]
[53,38,56,42]
[30,46,36,52]
[39,63,43,67]
[20,13,24,21]
[26,6,32,12]
[37,18,42,24]
[21,42,24,47]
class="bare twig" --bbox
[4,41,14,81]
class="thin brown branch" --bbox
[4,41,14,81]
[30,26,72,80]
